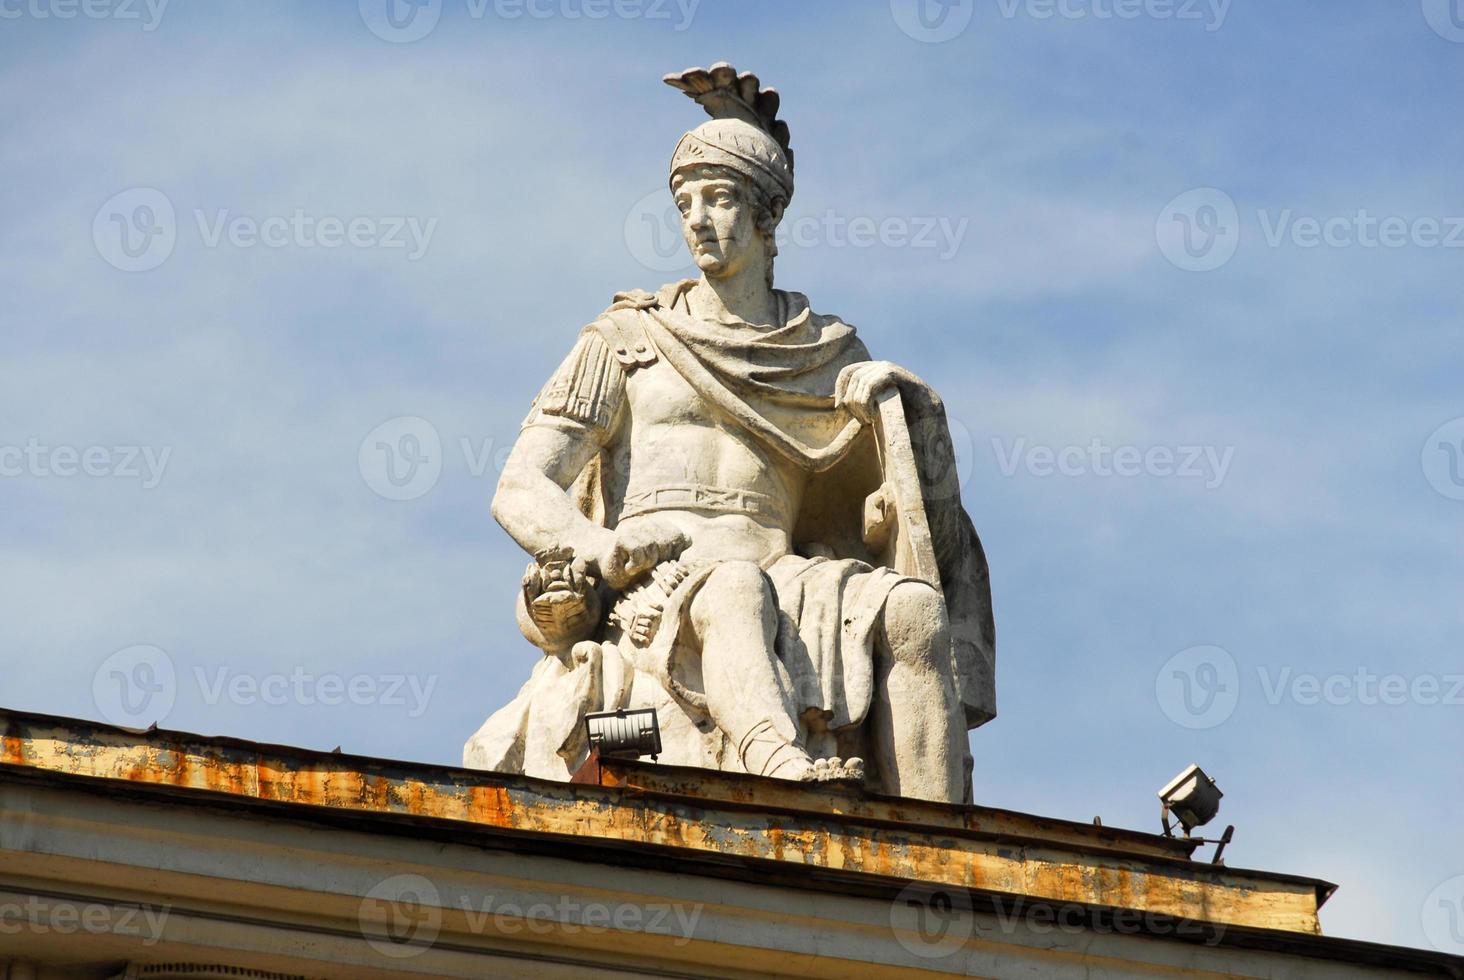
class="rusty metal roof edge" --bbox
[0,707,1336,898]
[590,765,1344,897]
[630,777,1341,904]
[3,707,1185,849]
[0,750,1338,910]
[1,765,1455,976]
[596,756,1204,856]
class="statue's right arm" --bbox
[492,324,629,567]
[492,325,688,589]
[495,421,689,589]
[492,422,614,566]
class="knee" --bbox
[887,581,948,632]
[693,560,771,625]
[881,581,950,667]
[706,560,768,598]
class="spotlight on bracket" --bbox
[585,707,661,761]
[1159,764,1222,834]
[1158,764,1234,864]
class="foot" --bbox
[801,756,865,784]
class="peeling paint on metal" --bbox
[0,709,1329,936]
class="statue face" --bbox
[672,168,764,279]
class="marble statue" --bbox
[464,64,995,804]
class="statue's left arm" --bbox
[834,359,996,729]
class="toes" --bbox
[805,757,865,784]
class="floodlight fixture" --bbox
[585,707,662,761]
[1158,763,1223,836]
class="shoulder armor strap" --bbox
[607,288,659,312]
[589,306,659,370]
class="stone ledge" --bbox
[3,707,1462,978]
[1,708,1327,935]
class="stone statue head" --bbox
[664,65,794,288]
[670,160,785,285]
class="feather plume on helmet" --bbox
[665,63,794,207]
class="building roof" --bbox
[2,707,1461,976]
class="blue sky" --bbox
[2,0,1462,952]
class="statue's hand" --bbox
[519,554,600,653]
[835,361,930,425]
[596,518,690,591]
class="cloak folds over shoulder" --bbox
[578,280,996,729]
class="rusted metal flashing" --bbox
[0,708,1333,936]
[593,756,1200,859]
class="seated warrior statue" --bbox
[465,64,995,804]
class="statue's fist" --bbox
[598,518,690,590]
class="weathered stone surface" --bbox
[466,65,995,804]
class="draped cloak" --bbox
[527,280,997,738]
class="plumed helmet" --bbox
[665,63,794,206]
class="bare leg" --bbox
[690,561,811,778]
[868,582,967,803]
